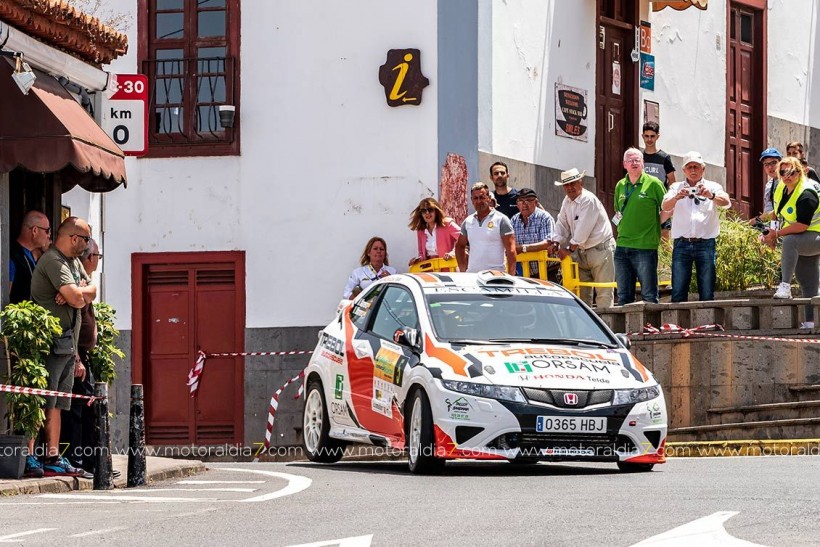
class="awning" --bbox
[652,0,708,11]
[0,58,127,192]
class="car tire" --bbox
[303,379,347,463]
[617,462,655,473]
[407,389,445,474]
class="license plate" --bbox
[536,416,607,433]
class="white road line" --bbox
[217,467,312,503]
[177,480,265,484]
[631,511,766,546]
[138,488,258,493]
[38,494,216,503]
[171,508,218,518]
[287,534,373,547]
[70,527,126,538]
[0,528,57,542]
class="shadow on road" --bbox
[286,460,631,477]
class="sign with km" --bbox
[101,74,148,156]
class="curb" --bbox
[0,457,205,497]
[665,438,820,458]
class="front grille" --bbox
[522,388,613,408]
[488,432,638,461]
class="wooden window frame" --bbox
[137,0,241,158]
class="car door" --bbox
[349,284,420,444]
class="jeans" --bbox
[614,246,659,305]
[781,231,820,322]
[671,238,716,302]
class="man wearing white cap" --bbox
[553,168,615,308]
[661,151,731,302]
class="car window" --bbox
[350,284,383,329]
[369,286,419,341]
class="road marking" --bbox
[70,527,126,538]
[287,534,373,547]
[632,511,766,546]
[39,494,216,503]
[217,467,312,503]
[177,480,265,484]
[0,528,56,542]
[139,488,258,493]
[171,508,218,518]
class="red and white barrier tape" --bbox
[187,349,313,397]
[0,384,98,406]
[633,323,820,344]
[254,369,305,463]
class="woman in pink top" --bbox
[408,198,460,266]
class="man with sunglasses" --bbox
[30,217,96,478]
[661,151,731,302]
[9,210,51,304]
[749,148,783,231]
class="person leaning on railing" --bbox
[407,197,460,269]
[758,156,820,328]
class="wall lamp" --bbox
[1,49,36,95]
[218,104,235,128]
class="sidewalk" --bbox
[0,455,204,497]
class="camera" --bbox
[687,187,699,196]
[762,228,770,236]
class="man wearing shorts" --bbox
[31,217,96,477]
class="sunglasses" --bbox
[72,234,91,243]
[779,169,797,177]
[33,225,51,234]
[419,208,435,214]
[762,161,779,168]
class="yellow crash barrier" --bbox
[409,257,458,273]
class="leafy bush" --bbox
[88,302,125,384]
[0,301,61,438]
[658,210,780,292]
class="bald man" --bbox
[30,217,96,478]
[9,211,51,303]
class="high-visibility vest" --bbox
[774,178,820,233]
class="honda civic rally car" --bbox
[302,271,667,474]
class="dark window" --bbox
[351,285,384,330]
[369,286,419,341]
[740,12,753,45]
[139,0,240,157]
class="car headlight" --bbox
[440,380,526,403]
[612,384,661,405]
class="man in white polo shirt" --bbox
[455,182,517,273]
[661,151,731,302]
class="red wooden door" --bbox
[596,0,638,215]
[727,3,766,217]
[133,252,245,445]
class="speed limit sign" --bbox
[101,74,148,156]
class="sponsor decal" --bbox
[445,396,472,421]
[504,360,611,375]
[374,346,406,386]
[517,373,610,384]
[320,332,344,357]
[540,447,595,457]
[484,365,495,375]
[371,398,392,418]
[480,347,619,362]
[372,377,395,418]
[330,400,349,417]
[429,286,555,296]
[647,401,663,423]
[321,350,343,364]
[563,393,579,406]
[334,374,344,400]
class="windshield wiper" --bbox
[489,338,617,348]
[446,339,509,346]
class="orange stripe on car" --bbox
[409,273,440,284]
[631,356,650,382]
[424,334,468,376]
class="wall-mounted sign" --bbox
[652,0,708,11]
[640,21,652,54]
[640,53,655,91]
[554,83,588,142]
[378,49,429,107]
[644,100,660,126]
[612,61,622,96]
[101,74,148,156]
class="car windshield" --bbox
[425,292,616,347]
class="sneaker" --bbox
[773,282,793,299]
[800,321,815,329]
[43,456,94,479]
[24,455,44,479]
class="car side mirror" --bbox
[616,333,631,350]
[394,327,421,353]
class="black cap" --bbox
[516,188,538,200]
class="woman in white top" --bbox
[342,237,397,299]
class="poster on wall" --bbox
[644,100,660,126]
[640,53,655,91]
[612,61,622,95]
[554,83,588,142]
[640,21,652,54]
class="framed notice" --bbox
[644,100,660,126]
[554,83,589,142]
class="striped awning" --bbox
[652,0,708,11]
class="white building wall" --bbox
[478,0,597,174]
[645,5,727,167]
[102,1,439,329]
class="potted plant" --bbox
[0,301,61,478]
[88,302,125,384]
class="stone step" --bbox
[706,400,820,424]
[668,417,820,442]
[788,385,820,402]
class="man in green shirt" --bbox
[613,148,666,304]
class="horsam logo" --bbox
[505,361,532,373]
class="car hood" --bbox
[431,342,655,390]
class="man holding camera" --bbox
[661,151,731,302]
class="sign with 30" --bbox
[101,74,148,156]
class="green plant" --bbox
[0,301,61,438]
[88,302,125,384]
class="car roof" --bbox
[399,271,574,298]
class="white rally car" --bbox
[302,271,667,474]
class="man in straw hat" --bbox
[553,168,615,308]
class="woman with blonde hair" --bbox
[342,237,396,299]
[407,197,460,266]
[759,155,820,327]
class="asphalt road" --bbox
[0,456,817,546]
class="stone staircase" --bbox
[668,385,820,442]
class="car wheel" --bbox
[407,389,445,474]
[617,462,655,473]
[303,379,347,463]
